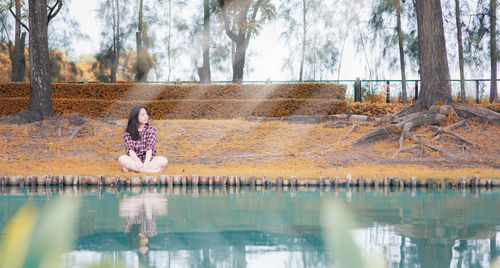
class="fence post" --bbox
[414,81,419,101]
[476,80,480,104]
[385,81,390,103]
[354,78,361,102]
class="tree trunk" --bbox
[415,0,452,108]
[299,0,306,82]
[490,0,497,103]
[336,33,347,81]
[26,0,55,121]
[135,0,145,82]
[11,0,26,82]
[199,0,211,84]
[396,0,407,104]
[116,0,120,82]
[455,0,465,104]
[232,38,249,84]
[111,0,120,83]
[167,0,172,82]
[110,0,116,83]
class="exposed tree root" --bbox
[431,119,467,142]
[69,121,89,140]
[446,119,468,130]
[350,125,401,144]
[316,124,360,154]
[408,134,451,156]
[429,126,475,146]
[6,109,52,125]
[353,104,500,158]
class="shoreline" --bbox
[1,174,499,188]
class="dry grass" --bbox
[0,116,498,180]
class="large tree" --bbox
[350,0,500,156]
[9,0,62,123]
[217,0,275,84]
[489,0,497,103]
[414,0,452,108]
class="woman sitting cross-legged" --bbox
[118,106,168,173]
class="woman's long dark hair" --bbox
[126,106,149,140]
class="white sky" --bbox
[65,0,370,82]
[61,0,496,96]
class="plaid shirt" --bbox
[124,125,157,162]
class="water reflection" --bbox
[345,188,500,267]
[119,193,168,255]
[0,186,499,267]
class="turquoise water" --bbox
[0,186,499,267]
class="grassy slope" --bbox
[0,116,498,180]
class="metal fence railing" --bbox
[346,79,498,103]
[65,78,498,103]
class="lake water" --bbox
[0,186,499,267]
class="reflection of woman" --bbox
[119,194,168,255]
[118,106,168,173]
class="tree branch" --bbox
[218,0,239,42]
[47,0,63,24]
[9,6,29,32]
[247,0,263,39]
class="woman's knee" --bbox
[157,156,168,166]
[118,155,129,164]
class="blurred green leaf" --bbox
[23,197,80,268]
[492,258,500,268]
[322,200,385,268]
[0,206,38,268]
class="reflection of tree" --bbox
[119,193,168,255]
[492,234,499,262]
[348,190,500,267]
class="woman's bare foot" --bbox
[142,167,163,173]
[122,166,129,172]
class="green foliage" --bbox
[367,0,419,74]
[216,0,276,39]
[0,198,79,268]
[279,0,339,80]
[0,197,137,268]
[456,0,495,72]
[322,200,385,268]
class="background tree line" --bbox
[0,0,498,122]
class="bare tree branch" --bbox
[218,0,239,42]
[9,6,29,32]
[47,0,63,23]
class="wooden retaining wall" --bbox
[0,174,499,188]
